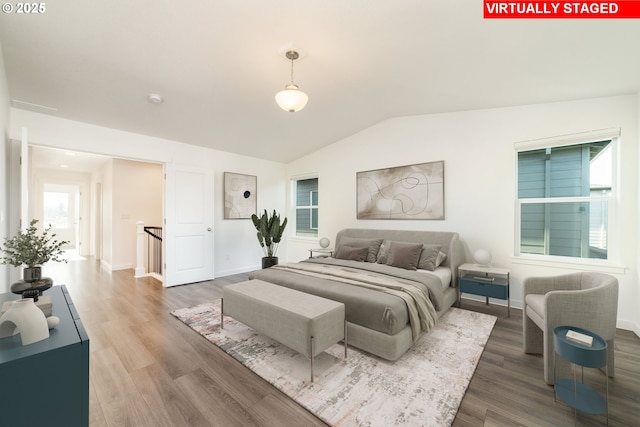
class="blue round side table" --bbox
[554,326,608,425]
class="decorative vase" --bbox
[0,298,50,345]
[262,256,278,269]
[23,266,42,282]
[10,267,54,296]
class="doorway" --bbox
[42,183,80,250]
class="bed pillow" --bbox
[336,237,383,263]
[417,244,442,271]
[378,241,445,270]
[435,250,448,267]
[385,241,423,270]
[376,239,405,264]
[334,245,369,262]
[376,240,391,264]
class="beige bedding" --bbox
[271,261,438,340]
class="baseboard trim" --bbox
[616,319,640,337]
[100,260,112,272]
[215,265,260,278]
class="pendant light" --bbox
[275,50,308,112]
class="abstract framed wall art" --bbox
[224,172,257,219]
[356,161,444,220]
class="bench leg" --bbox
[220,299,224,329]
[344,320,348,358]
[310,336,315,383]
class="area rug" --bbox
[172,301,496,426]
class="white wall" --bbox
[110,158,162,270]
[95,157,162,271]
[636,91,640,336]
[286,95,639,333]
[0,42,10,292]
[9,109,287,278]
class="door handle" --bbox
[207,227,212,232]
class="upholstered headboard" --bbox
[335,228,462,287]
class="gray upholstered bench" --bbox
[222,279,347,382]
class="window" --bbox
[294,177,318,237]
[43,191,70,228]
[516,131,616,261]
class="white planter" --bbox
[0,299,50,345]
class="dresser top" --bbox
[0,285,84,364]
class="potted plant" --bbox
[251,209,288,268]
[0,219,69,295]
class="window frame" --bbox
[291,175,319,239]
[513,128,621,270]
[309,189,318,231]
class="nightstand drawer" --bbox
[460,278,508,300]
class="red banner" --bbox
[484,1,640,18]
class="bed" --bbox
[249,228,462,361]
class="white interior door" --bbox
[164,163,214,287]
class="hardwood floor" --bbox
[48,257,640,426]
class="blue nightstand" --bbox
[554,326,608,425]
[458,263,510,316]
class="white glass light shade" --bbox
[473,249,492,266]
[275,84,308,112]
[319,237,330,248]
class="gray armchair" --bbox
[523,272,618,385]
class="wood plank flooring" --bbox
[47,257,640,426]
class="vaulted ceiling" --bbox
[2,1,640,163]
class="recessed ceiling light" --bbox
[147,94,164,104]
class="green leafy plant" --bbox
[0,219,69,268]
[251,209,288,258]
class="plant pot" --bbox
[262,257,278,269]
[23,267,42,282]
[10,267,53,296]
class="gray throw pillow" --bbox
[376,240,392,264]
[378,241,444,271]
[385,241,423,270]
[336,237,383,263]
[335,245,369,262]
[418,245,442,271]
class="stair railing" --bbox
[135,221,163,282]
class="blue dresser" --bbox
[0,285,89,427]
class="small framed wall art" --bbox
[224,172,257,219]
[356,160,444,220]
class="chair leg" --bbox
[606,339,615,378]
[523,312,543,354]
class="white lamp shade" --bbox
[275,84,308,112]
[473,249,492,266]
[319,237,330,248]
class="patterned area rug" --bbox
[172,301,496,426]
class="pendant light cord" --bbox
[290,56,294,85]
